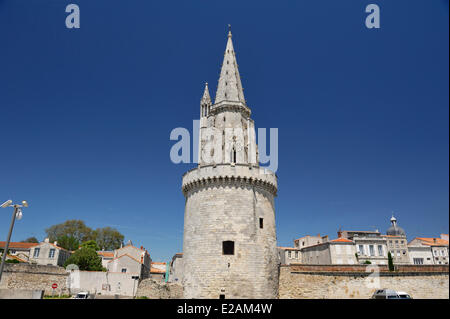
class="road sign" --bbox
[52,283,58,289]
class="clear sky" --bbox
[0,0,448,262]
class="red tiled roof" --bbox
[416,237,449,246]
[0,242,39,249]
[150,267,166,274]
[97,251,114,258]
[330,238,353,243]
[6,254,27,263]
[107,253,142,264]
[151,262,166,265]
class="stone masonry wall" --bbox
[182,182,278,299]
[0,263,68,296]
[279,265,449,299]
[136,278,183,299]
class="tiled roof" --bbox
[151,262,166,265]
[6,254,27,263]
[342,230,380,233]
[0,242,39,249]
[150,267,166,274]
[97,251,114,258]
[277,246,300,251]
[330,238,353,243]
[416,237,449,246]
[108,253,142,264]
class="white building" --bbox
[294,235,328,249]
[97,251,114,268]
[107,242,151,279]
[168,252,183,283]
[408,237,449,265]
[278,247,301,265]
[301,238,358,265]
[29,238,71,266]
[339,230,388,265]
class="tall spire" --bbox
[214,27,246,105]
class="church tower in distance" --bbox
[181,29,279,299]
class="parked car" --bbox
[371,289,408,299]
[396,291,412,299]
[73,292,91,299]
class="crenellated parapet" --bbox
[182,163,277,197]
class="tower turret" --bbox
[200,82,211,118]
[181,29,278,299]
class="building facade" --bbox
[383,215,410,264]
[182,30,279,299]
[278,247,301,265]
[28,238,71,266]
[339,230,388,265]
[107,243,151,278]
[294,235,328,249]
[97,250,114,269]
[301,238,358,265]
[168,252,184,283]
[408,237,449,265]
[0,241,38,262]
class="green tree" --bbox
[92,227,124,250]
[21,237,39,243]
[388,252,395,271]
[364,260,372,264]
[56,235,80,251]
[63,247,105,271]
[81,240,100,251]
[45,220,93,243]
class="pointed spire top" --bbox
[201,82,211,104]
[214,28,246,104]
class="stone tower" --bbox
[181,30,279,299]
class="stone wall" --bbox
[0,263,68,295]
[0,289,44,299]
[136,278,183,299]
[279,264,449,299]
[182,182,278,299]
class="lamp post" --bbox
[0,200,28,283]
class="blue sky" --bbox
[0,0,448,262]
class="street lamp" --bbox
[0,200,28,283]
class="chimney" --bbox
[337,231,342,238]
[54,241,58,246]
[433,238,437,244]
[140,246,143,250]
[44,238,49,243]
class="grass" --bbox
[44,294,71,299]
